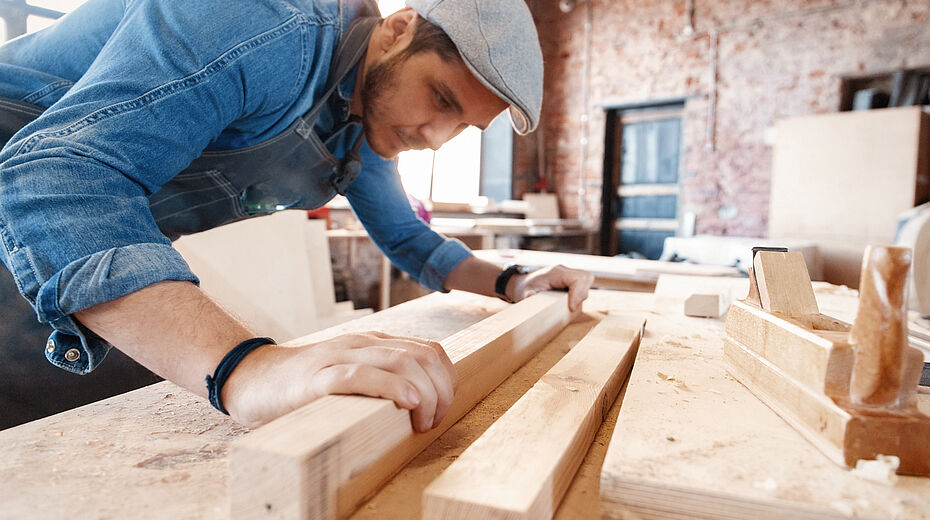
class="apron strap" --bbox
[297,16,380,136]
[316,16,381,196]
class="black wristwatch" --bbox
[494,264,530,303]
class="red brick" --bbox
[515,0,930,238]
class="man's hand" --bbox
[507,264,594,311]
[444,256,595,311]
[224,331,457,430]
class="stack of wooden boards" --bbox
[230,292,646,519]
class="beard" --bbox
[360,53,403,158]
[359,52,428,158]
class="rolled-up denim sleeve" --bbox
[0,0,309,373]
[345,142,472,292]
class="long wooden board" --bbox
[422,314,646,519]
[229,292,577,519]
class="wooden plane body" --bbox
[724,248,930,476]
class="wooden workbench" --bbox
[2,283,927,519]
[0,289,646,519]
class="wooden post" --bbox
[229,292,577,519]
[422,314,645,520]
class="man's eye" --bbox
[436,93,449,109]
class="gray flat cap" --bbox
[406,0,543,135]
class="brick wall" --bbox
[516,0,930,237]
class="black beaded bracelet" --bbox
[205,336,276,415]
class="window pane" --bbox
[397,150,434,202]
[430,126,481,203]
[377,0,404,15]
[480,113,512,202]
[620,118,680,185]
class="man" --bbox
[0,0,594,431]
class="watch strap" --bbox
[494,264,528,303]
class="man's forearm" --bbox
[443,256,515,299]
[74,280,254,399]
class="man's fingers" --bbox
[341,336,455,417]
[531,265,595,311]
[312,363,421,410]
[322,344,448,433]
[565,269,595,311]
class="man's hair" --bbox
[399,15,459,63]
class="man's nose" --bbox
[419,119,459,151]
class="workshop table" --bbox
[2,285,927,519]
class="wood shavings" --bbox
[851,455,899,485]
[661,335,692,349]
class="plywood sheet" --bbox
[769,107,930,288]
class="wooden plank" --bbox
[229,292,578,520]
[174,211,341,342]
[0,291,507,520]
[600,279,930,520]
[472,249,741,294]
[422,314,646,520]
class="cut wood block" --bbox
[422,314,646,520]
[753,251,819,317]
[229,292,578,520]
[684,293,729,318]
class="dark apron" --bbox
[0,16,378,240]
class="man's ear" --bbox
[377,7,417,52]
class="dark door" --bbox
[601,104,683,259]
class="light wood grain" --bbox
[229,292,577,520]
[473,249,741,294]
[422,314,646,520]
[726,336,930,475]
[174,211,361,342]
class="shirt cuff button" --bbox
[64,349,81,362]
[45,339,55,353]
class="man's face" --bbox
[360,48,509,159]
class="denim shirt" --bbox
[0,0,471,374]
